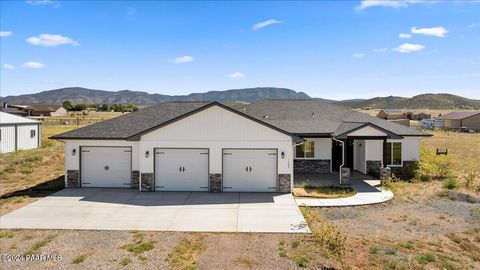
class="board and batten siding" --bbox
[17,125,39,150]
[0,124,40,153]
[139,105,293,176]
[294,137,332,160]
[0,125,16,153]
[361,137,421,168]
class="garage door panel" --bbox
[155,149,209,191]
[81,147,131,188]
[223,149,277,192]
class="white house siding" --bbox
[140,106,293,176]
[348,126,387,137]
[16,125,39,150]
[0,125,16,153]
[365,140,383,162]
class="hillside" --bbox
[1,88,478,110]
[0,87,310,105]
[339,94,480,110]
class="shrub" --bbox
[302,206,346,258]
[416,147,453,181]
[443,176,459,190]
[120,257,131,266]
[20,167,34,174]
[464,169,479,191]
[417,252,435,265]
[369,246,379,254]
[381,176,397,192]
[293,255,309,268]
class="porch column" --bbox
[382,138,387,167]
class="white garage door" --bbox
[155,148,209,191]
[223,149,277,192]
[81,146,132,188]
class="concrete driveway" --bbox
[0,188,309,233]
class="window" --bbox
[295,141,315,158]
[384,142,402,166]
[30,129,36,138]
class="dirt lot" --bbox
[1,127,479,269]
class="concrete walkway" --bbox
[1,189,309,233]
[295,174,394,207]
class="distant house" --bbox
[0,112,41,153]
[436,111,480,130]
[1,103,29,116]
[377,109,431,121]
[9,104,67,117]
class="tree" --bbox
[101,104,110,112]
[74,103,87,111]
[62,100,73,111]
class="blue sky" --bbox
[0,0,479,100]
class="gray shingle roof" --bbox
[51,101,211,140]
[52,99,430,141]
[243,99,429,137]
[51,101,303,142]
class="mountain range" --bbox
[1,87,479,110]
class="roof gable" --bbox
[0,112,40,124]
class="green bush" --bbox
[443,177,459,190]
[417,252,435,265]
[416,147,453,181]
[381,176,397,192]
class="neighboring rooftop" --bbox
[437,111,480,120]
[0,112,40,124]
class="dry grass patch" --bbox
[23,235,56,255]
[293,185,356,199]
[233,257,257,268]
[167,234,205,270]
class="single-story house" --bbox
[436,111,480,131]
[377,109,431,121]
[51,100,431,193]
[0,112,41,153]
[8,104,67,117]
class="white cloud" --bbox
[170,55,194,64]
[461,73,480,77]
[411,26,448,37]
[252,19,281,31]
[0,31,12,37]
[22,61,45,69]
[357,0,421,10]
[26,34,78,47]
[399,33,412,39]
[3,64,15,70]
[228,72,246,79]
[26,0,60,7]
[373,48,388,53]
[393,43,425,53]
[469,23,478,28]
[352,53,365,58]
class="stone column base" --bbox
[277,174,291,193]
[209,174,222,192]
[66,170,80,188]
[141,173,154,191]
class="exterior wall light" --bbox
[72,149,76,156]
[281,151,285,159]
[145,150,150,158]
